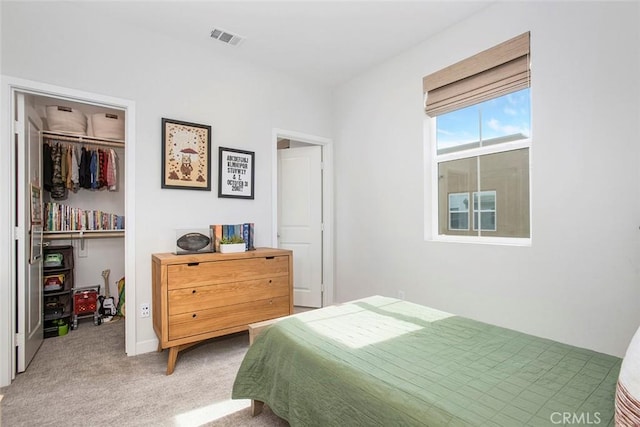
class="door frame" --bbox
[0,75,137,387]
[272,128,334,307]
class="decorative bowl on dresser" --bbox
[151,247,293,374]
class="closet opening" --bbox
[1,78,136,385]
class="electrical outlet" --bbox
[140,303,150,318]
[398,290,405,300]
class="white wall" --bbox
[3,0,638,367]
[332,1,640,357]
[1,3,332,351]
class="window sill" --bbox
[429,234,531,247]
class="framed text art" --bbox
[218,147,255,199]
[161,118,212,191]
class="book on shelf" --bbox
[44,201,124,232]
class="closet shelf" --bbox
[44,230,124,240]
[42,130,124,148]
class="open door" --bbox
[15,92,44,372]
[277,145,323,307]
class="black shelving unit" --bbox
[43,245,74,338]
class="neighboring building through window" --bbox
[423,32,531,243]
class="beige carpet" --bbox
[0,318,288,426]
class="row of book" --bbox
[44,202,125,232]
[209,223,255,252]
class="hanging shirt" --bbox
[70,145,79,192]
[79,147,91,189]
[107,149,117,191]
[65,144,73,190]
[60,144,67,188]
[90,149,98,189]
[50,143,67,200]
[100,149,109,189]
[43,142,53,192]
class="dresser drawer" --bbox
[167,256,289,290]
[167,276,289,316]
[168,296,290,341]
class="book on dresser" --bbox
[209,223,254,252]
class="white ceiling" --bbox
[74,1,493,88]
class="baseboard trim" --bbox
[135,338,159,355]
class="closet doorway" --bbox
[0,77,136,386]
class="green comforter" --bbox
[232,296,621,426]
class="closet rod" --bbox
[42,131,125,149]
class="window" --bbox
[473,191,496,231]
[424,32,531,243]
[448,193,469,230]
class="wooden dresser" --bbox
[151,248,293,374]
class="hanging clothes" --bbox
[79,147,91,189]
[60,144,67,188]
[70,145,79,192]
[107,149,117,191]
[65,145,73,190]
[50,143,67,200]
[43,142,53,192]
[43,139,119,194]
[100,149,109,189]
[90,149,98,189]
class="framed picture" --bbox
[161,118,212,191]
[30,183,42,225]
[218,147,255,199]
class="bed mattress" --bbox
[232,296,621,426]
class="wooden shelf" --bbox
[44,230,124,240]
[42,130,124,148]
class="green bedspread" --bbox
[232,296,621,426]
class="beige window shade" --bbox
[423,32,530,117]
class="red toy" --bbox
[71,285,101,329]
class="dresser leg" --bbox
[167,347,178,375]
[166,342,200,374]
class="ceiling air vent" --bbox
[210,28,244,46]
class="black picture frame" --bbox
[218,147,255,199]
[161,118,212,191]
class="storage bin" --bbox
[91,112,124,140]
[44,326,59,339]
[44,274,64,292]
[74,288,98,314]
[46,105,87,135]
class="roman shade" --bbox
[423,32,530,117]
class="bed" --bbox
[232,296,624,426]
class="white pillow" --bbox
[616,325,640,426]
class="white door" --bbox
[278,145,323,307]
[16,92,44,372]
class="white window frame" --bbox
[428,120,532,246]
